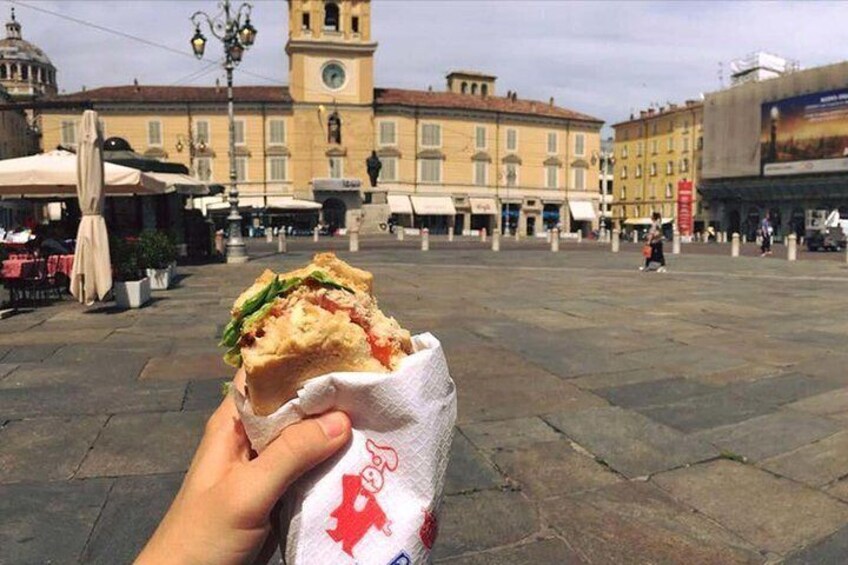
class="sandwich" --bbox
[220,253,413,416]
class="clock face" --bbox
[322,62,346,90]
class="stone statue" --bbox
[366,151,382,187]
[328,112,342,144]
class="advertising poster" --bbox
[761,88,848,176]
[677,180,693,236]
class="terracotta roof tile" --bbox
[374,88,603,124]
[47,85,291,104]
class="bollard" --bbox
[277,231,287,254]
[546,229,552,244]
[731,232,740,257]
[632,231,638,243]
[741,234,747,244]
[845,244,848,264]
[672,230,681,255]
[265,230,273,243]
[313,226,319,242]
[492,229,500,252]
[481,228,487,243]
[421,228,429,251]
[397,227,404,241]
[787,233,797,261]
[515,228,520,241]
[612,229,620,253]
[349,230,359,253]
[576,231,583,244]
[551,229,560,252]
[448,226,454,242]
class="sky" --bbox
[7,0,848,136]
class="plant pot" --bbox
[114,278,151,309]
[145,268,171,291]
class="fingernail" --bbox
[316,412,348,439]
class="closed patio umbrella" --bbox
[70,110,112,305]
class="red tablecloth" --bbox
[47,254,74,278]
[1,258,44,279]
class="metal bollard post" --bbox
[448,226,454,242]
[349,230,359,253]
[313,226,319,242]
[632,231,638,243]
[612,229,620,253]
[672,230,681,255]
[421,228,429,251]
[551,229,560,252]
[277,231,287,254]
[481,228,487,243]
[731,233,740,257]
[265,230,273,243]
[787,233,797,261]
[492,228,500,252]
[576,231,583,244]
[546,229,552,244]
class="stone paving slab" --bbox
[0,362,17,380]
[77,411,207,477]
[653,460,848,555]
[435,537,587,564]
[759,430,848,487]
[79,473,183,564]
[493,440,621,499]
[544,406,718,478]
[783,524,848,565]
[443,432,504,495]
[0,356,149,388]
[595,376,719,409]
[0,415,107,483]
[0,328,113,345]
[694,411,842,462]
[1,343,60,363]
[461,416,561,451]
[540,481,761,564]
[182,379,227,412]
[787,386,848,418]
[0,479,113,564]
[139,353,231,382]
[569,367,678,391]
[726,373,845,406]
[638,389,776,433]
[431,490,539,561]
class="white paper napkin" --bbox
[234,333,457,564]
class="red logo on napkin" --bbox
[326,439,399,557]
[419,509,438,549]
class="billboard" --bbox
[677,180,693,236]
[761,88,848,176]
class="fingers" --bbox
[237,411,351,511]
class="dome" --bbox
[0,9,53,67]
[0,8,57,101]
[104,137,134,152]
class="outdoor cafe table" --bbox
[1,257,44,279]
[46,254,74,278]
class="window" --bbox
[268,119,286,145]
[545,165,558,188]
[421,123,441,147]
[574,133,585,156]
[651,123,657,135]
[148,120,162,146]
[474,161,487,186]
[461,82,467,94]
[666,161,674,174]
[195,157,212,181]
[620,165,628,179]
[268,156,287,181]
[61,120,77,145]
[665,182,673,198]
[379,157,397,182]
[196,120,210,144]
[573,168,585,190]
[506,128,517,151]
[651,140,658,155]
[481,84,488,97]
[636,142,643,157]
[634,205,640,216]
[547,132,557,154]
[21,65,28,80]
[697,136,703,150]
[302,12,310,30]
[650,162,657,176]
[329,157,343,179]
[623,129,630,141]
[697,156,703,169]
[420,159,441,183]
[471,83,477,95]
[235,157,248,182]
[475,126,486,150]
[683,119,690,131]
[621,145,628,158]
[667,137,674,152]
[324,2,340,31]
[505,163,518,187]
[234,120,245,145]
[351,16,359,34]
[379,121,396,145]
[682,136,689,152]
[621,186,626,199]
[681,158,689,172]
[635,164,642,178]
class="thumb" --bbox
[239,411,351,511]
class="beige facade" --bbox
[611,101,704,228]
[41,0,603,235]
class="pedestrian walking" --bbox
[760,213,773,256]
[640,212,667,272]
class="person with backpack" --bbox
[640,212,667,272]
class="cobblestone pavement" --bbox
[4,236,848,563]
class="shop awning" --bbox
[624,217,674,226]
[470,197,498,215]
[265,196,321,211]
[568,200,597,221]
[147,172,210,196]
[388,194,413,214]
[410,195,456,216]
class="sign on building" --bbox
[677,179,694,236]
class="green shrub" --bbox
[110,236,142,282]
[138,230,177,270]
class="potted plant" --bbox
[139,230,177,291]
[111,237,151,309]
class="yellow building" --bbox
[40,0,603,235]
[611,101,704,233]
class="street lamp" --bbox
[190,1,257,264]
[592,147,615,240]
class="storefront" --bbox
[387,193,413,230]
[469,197,497,234]
[567,199,597,235]
[410,195,456,234]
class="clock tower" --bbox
[286,0,376,105]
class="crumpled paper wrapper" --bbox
[234,333,456,564]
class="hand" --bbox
[136,370,351,565]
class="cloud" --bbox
[8,0,848,134]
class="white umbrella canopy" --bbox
[70,110,112,305]
[0,149,167,198]
[145,172,210,196]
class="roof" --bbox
[375,88,603,124]
[47,85,292,104]
[446,70,497,80]
[611,101,703,128]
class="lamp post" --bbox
[190,1,257,264]
[592,147,615,240]
[175,129,208,177]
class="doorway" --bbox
[322,197,346,232]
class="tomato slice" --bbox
[368,334,394,368]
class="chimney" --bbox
[549,96,554,107]
[640,110,647,118]
[133,78,140,92]
[506,89,512,99]
[685,99,696,107]
[511,92,517,102]
[647,108,655,115]
[215,78,221,93]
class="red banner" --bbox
[677,180,694,236]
